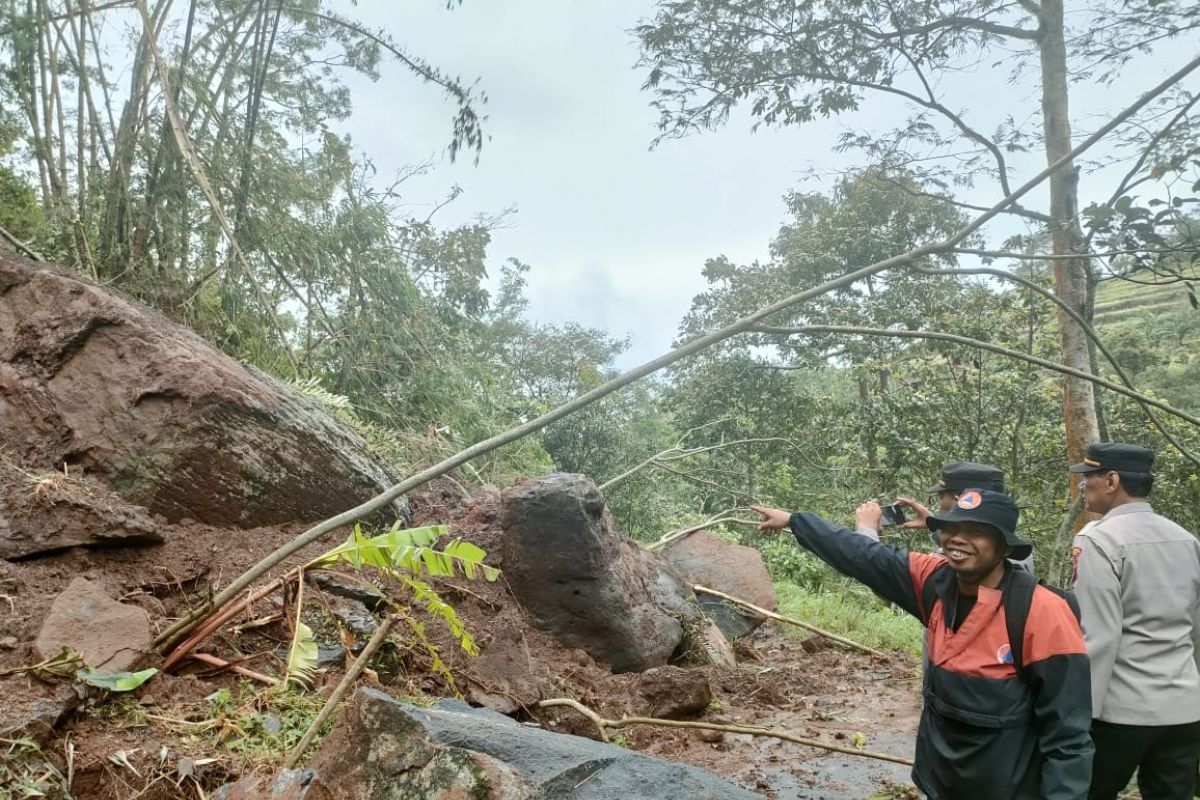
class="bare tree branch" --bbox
[753,324,1200,431]
[914,265,1200,469]
[875,16,1039,41]
[537,697,912,765]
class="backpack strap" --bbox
[1003,568,1038,683]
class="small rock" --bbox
[0,685,81,744]
[213,769,330,800]
[697,728,725,744]
[35,577,151,671]
[329,597,377,647]
[799,635,829,654]
[315,645,345,669]
[308,572,385,611]
[261,714,283,734]
[0,635,17,649]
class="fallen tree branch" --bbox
[283,615,398,769]
[644,511,760,552]
[152,51,1200,652]
[600,435,792,491]
[0,222,43,261]
[693,584,887,658]
[753,325,1200,431]
[187,652,279,686]
[536,697,913,766]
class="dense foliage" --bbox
[1,0,1197,598]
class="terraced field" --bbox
[1093,272,1192,325]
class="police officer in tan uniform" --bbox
[1070,443,1200,800]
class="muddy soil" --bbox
[1,479,922,799]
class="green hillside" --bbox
[1093,273,1192,325]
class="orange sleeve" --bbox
[909,552,947,620]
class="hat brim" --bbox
[926,483,945,495]
[1068,462,1103,473]
[927,512,1033,562]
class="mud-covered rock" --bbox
[500,474,701,673]
[0,254,405,527]
[465,622,542,714]
[0,465,161,559]
[636,665,713,719]
[699,618,738,668]
[311,687,762,799]
[34,577,151,671]
[665,530,777,640]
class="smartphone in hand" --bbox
[880,503,908,527]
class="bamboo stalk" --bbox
[133,0,299,374]
[693,584,887,658]
[187,652,279,685]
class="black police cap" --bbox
[926,461,1006,494]
[1068,442,1155,474]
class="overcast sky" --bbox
[335,2,1190,367]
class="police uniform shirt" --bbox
[1072,502,1200,725]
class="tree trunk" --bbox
[858,376,879,479]
[1037,0,1100,476]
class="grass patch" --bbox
[774,581,923,657]
[0,738,68,800]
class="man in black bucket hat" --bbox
[1068,443,1200,800]
[752,490,1092,799]
[924,486,1032,570]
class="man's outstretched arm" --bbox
[753,506,942,620]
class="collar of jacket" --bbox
[1098,501,1153,522]
[929,562,1015,623]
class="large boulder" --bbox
[500,474,700,673]
[0,255,404,527]
[310,688,762,799]
[665,530,777,640]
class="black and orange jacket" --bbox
[788,512,1093,800]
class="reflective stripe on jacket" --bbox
[790,512,1093,800]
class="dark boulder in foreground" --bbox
[306,687,763,799]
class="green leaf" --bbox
[76,667,158,692]
[285,621,319,688]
